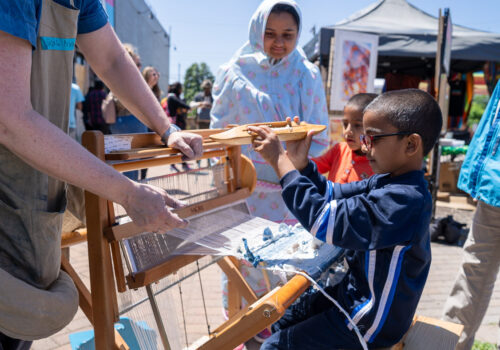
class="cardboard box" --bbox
[439,161,462,193]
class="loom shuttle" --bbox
[209,121,326,145]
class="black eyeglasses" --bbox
[360,132,413,151]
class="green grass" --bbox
[472,340,497,350]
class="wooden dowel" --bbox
[105,141,227,161]
[61,229,87,248]
[111,149,226,173]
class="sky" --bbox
[143,0,500,83]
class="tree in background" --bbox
[183,63,214,103]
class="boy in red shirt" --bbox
[313,93,377,183]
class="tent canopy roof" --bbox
[305,0,500,68]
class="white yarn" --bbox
[270,266,368,350]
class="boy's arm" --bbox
[248,124,417,251]
[281,172,426,250]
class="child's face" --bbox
[342,105,363,151]
[264,12,298,60]
[361,111,411,176]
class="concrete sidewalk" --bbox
[31,204,500,350]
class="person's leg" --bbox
[271,287,330,333]
[0,332,32,350]
[68,127,76,140]
[443,201,500,350]
[262,299,362,350]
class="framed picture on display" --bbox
[329,30,379,111]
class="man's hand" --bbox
[284,116,314,171]
[248,125,296,179]
[167,132,203,160]
[122,182,188,233]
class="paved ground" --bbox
[31,167,500,349]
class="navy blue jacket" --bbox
[280,161,432,346]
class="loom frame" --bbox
[61,129,320,350]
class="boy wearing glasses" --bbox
[248,89,442,350]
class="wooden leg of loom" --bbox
[199,274,311,350]
[61,254,93,323]
[217,257,258,318]
[86,190,122,350]
[83,132,127,350]
[61,251,130,350]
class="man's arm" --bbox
[76,24,201,158]
[76,24,166,134]
[0,30,186,233]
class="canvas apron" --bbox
[0,0,80,340]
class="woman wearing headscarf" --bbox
[211,0,328,222]
[210,0,329,344]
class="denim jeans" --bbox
[261,287,368,350]
[0,333,32,350]
[109,115,148,181]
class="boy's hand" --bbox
[248,125,284,166]
[248,125,295,179]
[285,116,314,171]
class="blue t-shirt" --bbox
[69,83,85,128]
[0,0,108,48]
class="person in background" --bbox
[103,43,147,135]
[313,93,376,183]
[167,82,190,131]
[190,79,213,167]
[210,0,329,344]
[83,80,109,134]
[190,79,213,130]
[448,73,466,130]
[68,82,85,142]
[167,82,191,172]
[143,66,162,102]
[102,43,148,180]
[443,80,500,350]
[141,66,162,179]
[0,1,202,348]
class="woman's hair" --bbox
[270,3,300,29]
[168,82,182,96]
[201,79,212,90]
[123,43,140,63]
[142,66,162,101]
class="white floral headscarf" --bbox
[211,0,329,182]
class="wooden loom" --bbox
[61,124,330,350]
